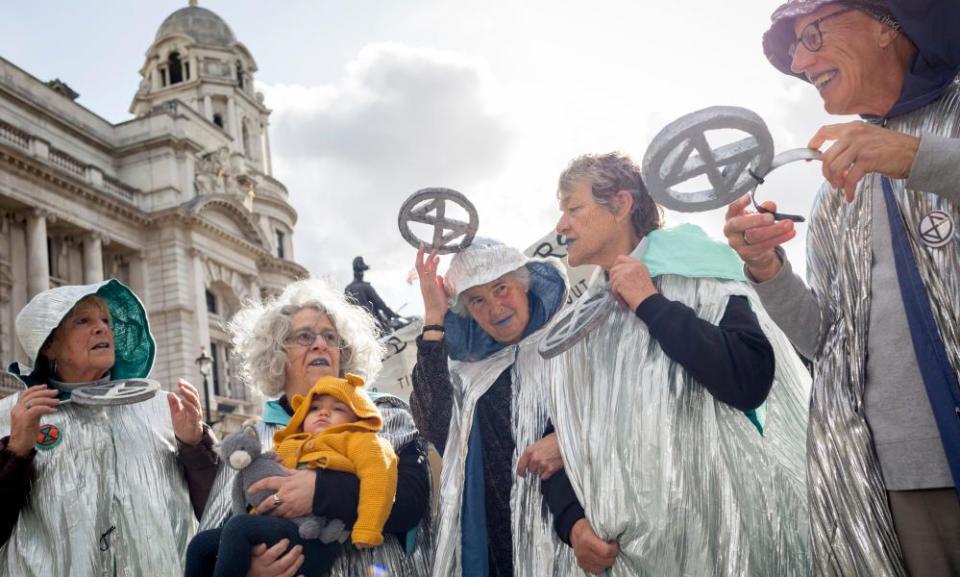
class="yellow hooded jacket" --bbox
[273,374,399,546]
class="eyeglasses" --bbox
[286,329,343,349]
[787,8,855,59]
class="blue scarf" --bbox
[869,1,960,118]
[444,261,567,362]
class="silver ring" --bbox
[272,493,282,508]
[742,232,752,246]
[25,402,32,410]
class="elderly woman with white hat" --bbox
[410,239,580,577]
[0,279,215,577]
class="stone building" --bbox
[0,2,307,430]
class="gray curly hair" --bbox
[558,152,663,240]
[228,278,384,396]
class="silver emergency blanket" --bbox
[431,318,578,577]
[801,78,960,577]
[200,393,434,577]
[0,393,196,577]
[548,275,811,576]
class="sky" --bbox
[1,1,846,315]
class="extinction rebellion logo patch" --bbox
[35,424,62,450]
[917,211,955,249]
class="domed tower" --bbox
[130,0,269,174]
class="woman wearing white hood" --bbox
[410,239,581,577]
[0,280,213,577]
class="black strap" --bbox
[421,324,445,334]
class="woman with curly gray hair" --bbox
[196,279,433,577]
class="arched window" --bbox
[236,61,245,90]
[168,52,184,85]
[212,113,224,128]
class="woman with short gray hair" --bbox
[549,151,810,575]
[198,279,433,577]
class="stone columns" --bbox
[203,95,212,121]
[190,248,213,405]
[227,98,239,144]
[25,210,49,298]
[82,233,103,283]
[262,121,273,176]
[128,251,148,303]
[246,274,260,306]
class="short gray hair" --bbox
[450,266,531,317]
[228,278,384,396]
[558,152,663,239]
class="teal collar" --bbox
[642,224,746,282]
[262,400,292,427]
[642,224,763,435]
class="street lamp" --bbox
[195,347,214,426]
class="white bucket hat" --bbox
[443,237,529,308]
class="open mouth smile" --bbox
[809,70,838,92]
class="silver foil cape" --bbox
[802,78,960,576]
[0,393,196,577]
[431,301,579,577]
[199,393,434,576]
[548,275,812,576]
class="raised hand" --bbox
[168,378,205,445]
[808,121,919,201]
[724,194,797,283]
[8,385,59,456]
[415,245,448,335]
[609,255,658,311]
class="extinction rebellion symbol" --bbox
[917,211,955,248]
[35,423,62,450]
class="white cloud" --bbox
[258,3,847,316]
[261,43,511,311]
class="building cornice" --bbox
[150,204,268,257]
[257,255,309,279]
[0,144,149,226]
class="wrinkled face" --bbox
[283,308,342,397]
[44,298,115,382]
[461,273,530,345]
[556,178,621,268]
[302,394,357,434]
[789,6,888,115]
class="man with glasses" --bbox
[724,1,960,575]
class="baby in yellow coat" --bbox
[273,373,399,547]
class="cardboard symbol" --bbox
[539,238,649,359]
[643,106,820,213]
[70,378,160,406]
[398,188,479,255]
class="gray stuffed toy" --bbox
[220,424,348,542]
